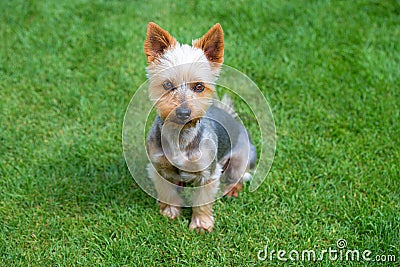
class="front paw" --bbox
[159,203,181,219]
[189,214,214,232]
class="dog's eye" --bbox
[192,82,205,93]
[162,81,175,91]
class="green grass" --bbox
[1,0,399,266]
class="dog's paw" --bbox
[189,214,214,232]
[159,203,181,219]
[223,182,243,198]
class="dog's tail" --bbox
[214,94,238,118]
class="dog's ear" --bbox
[144,22,177,63]
[193,23,224,65]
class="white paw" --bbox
[160,204,181,219]
[242,172,252,182]
[189,214,214,232]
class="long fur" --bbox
[144,22,256,232]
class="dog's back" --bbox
[206,101,257,167]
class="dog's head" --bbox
[144,22,224,125]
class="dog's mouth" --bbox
[169,117,200,126]
[174,118,190,125]
[182,118,201,127]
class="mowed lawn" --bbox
[1,0,399,266]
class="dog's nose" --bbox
[175,107,191,120]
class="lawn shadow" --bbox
[35,154,157,216]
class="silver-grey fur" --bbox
[146,98,257,195]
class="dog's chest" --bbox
[161,125,217,174]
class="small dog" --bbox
[144,22,256,232]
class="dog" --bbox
[144,22,256,232]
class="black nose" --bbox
[175,107,191,121]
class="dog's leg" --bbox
[222,154,250,197]
[189,177,220,232]
[147,164,182,219]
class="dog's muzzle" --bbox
[175,107,191,123]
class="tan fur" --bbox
[190,204,215,232]
[192,23,224,65]
[189,177,220,232]
[144,22,177,63]
[152,83,215,122]
[224,182,243,197]
[159,202,181,219]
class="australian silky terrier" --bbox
[144,22,256,232]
